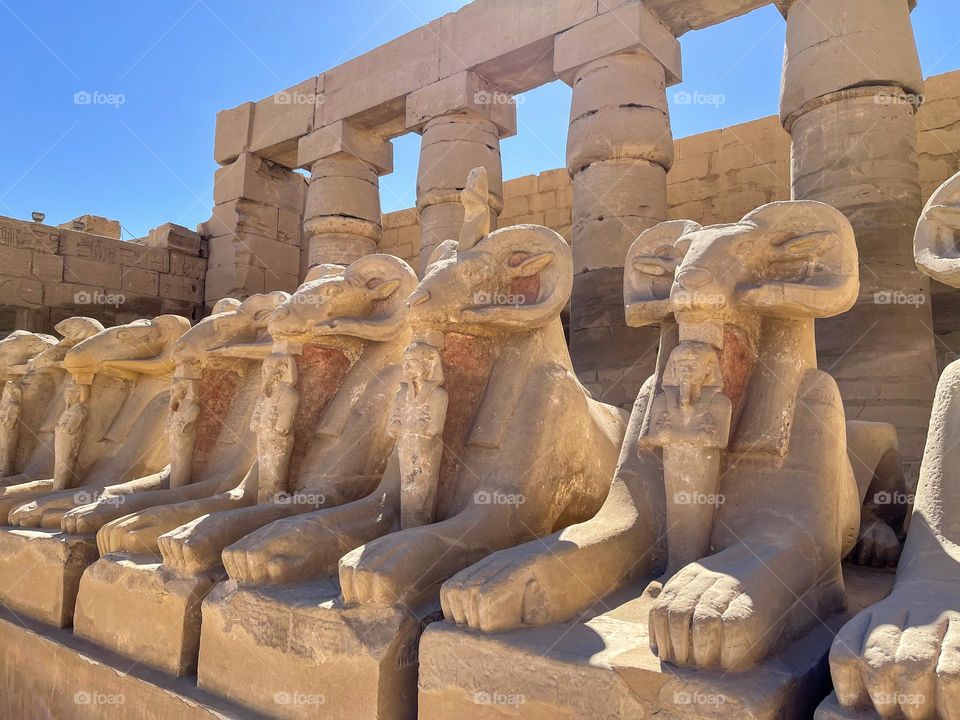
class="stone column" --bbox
[780,0,936,468]
[554,5,681,407]
[406,71,516,275]
[297,120,394,269]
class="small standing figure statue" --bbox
[54,382,89,491]
[167,379,201,488]
[391,339,448,529]
[0,381,23,476]
[642,342,732,576]
[252,354,299,504]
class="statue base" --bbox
[198,579,439,720]
[0,605,257,719]
[73,555,220,677]
[0,528,98,627]
[418,565,895,720]
[815,692,879,719]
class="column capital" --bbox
[553,0,681,86]
[296,120,393,175]
[404,70,517,138]
[775,0,917,17]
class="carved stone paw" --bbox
[853,518,902,568]
[96,508,174,556]
[62,500,124,535]
[223,517,333,585]
[338,536,408,606]
[157,521,220,575]
[441,544,561,633]
[831,582,960,720]
[649,543,813,671]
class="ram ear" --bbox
[915,171,960,287]
[624,219,700,328]
[367,277,402,301]
[304,264,346,284]
[738,201,859,318]
[507,252,553,278]
[211,298,242,316]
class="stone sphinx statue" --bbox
[14,293,286,534]
[196,209,628,719]
[418,201,903,719]
[0,314,188,627]
[818,171,960,720]
[0,323,89,481]
[73,255,417,677]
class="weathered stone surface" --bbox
[0,216,59,254]
[198,197,279,240]
[58,215,121,240]
[298,120,393,173]
[213,153,306,212]
[143,223,202,256]
[405,71,517,137]
[213,101,253,165]
[250,77,321,167]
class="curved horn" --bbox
[211,298,242,315]
[461,224,573,331]
[624,220,701,328]
[737,201,859,319]
[239,291,290,327]
[915,170,960,287]
[335,254,419,342]
[54,317,105,345]
[304,264,346,284]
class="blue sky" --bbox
[1,0,957,239]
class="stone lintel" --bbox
[554,1,682,85]
[643,0,773,35]
[774,0,917,17]
[297,120,394,175]
[404,71,518,138]
[213,101,253,166]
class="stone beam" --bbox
[644,0,773,35]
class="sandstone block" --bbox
[298,120,393,173]
[213,153,306,212]
[204,263,265,300]
[58,214,121,239]
[120,267,160,296]
[0,277,42,308]
[405,71,517,137]
[277,208,302,246]
[159,273,203,304]
[250,77,320,168]
[43,282,103,309]
[0,215,59,253]
[169,252,207,280]
[417,116,504,208]
[145,223,202,255]
[382,208,418,230]
[538,168,569,192]
[59,230,170,273]
[214,101,253,165]
[31,251,63,282]
[207,232,300,275]
[554,1,681,84]
[199,198,279,240]
[0,244,32,278]
[63,256,122,289]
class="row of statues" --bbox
[0,168,957,719]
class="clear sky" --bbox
[1,1,958,239]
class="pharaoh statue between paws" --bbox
[442,201,904,671]
[825,171,960,720]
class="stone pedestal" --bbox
[198,579,439,720]
[0,606,255,719]
[0,528,97,628]
[558,41,678,408]
[815,693,878,719]
[73,555,220,677]
[299,120,394,269]
[781,0,936,467]
[418,566,895,720]
[408,71,516,275]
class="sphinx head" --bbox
[64,315,191,378]
[625,201,858,336]
[406,224,573,336]
[268,254,417,344]
[171,292,288,365]
[0,330,58,372]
